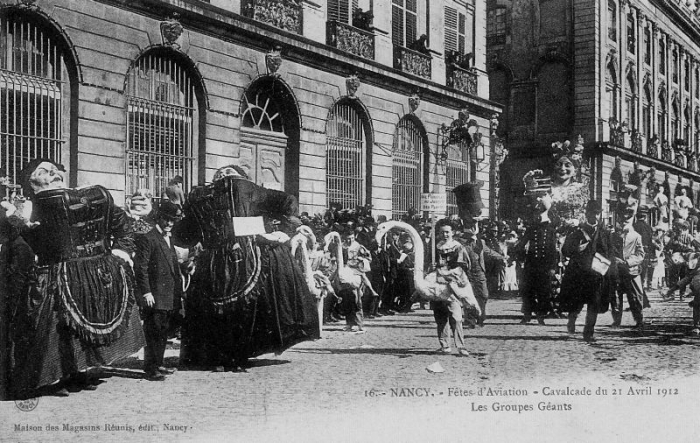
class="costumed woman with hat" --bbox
[175,164,319,372]
[12,159,145,398]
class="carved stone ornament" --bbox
[160,13,184,47]
[16,0,38,8]
[408,93,420,113]
[346,74,361,98]
[265,46,283,77]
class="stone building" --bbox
[0,0,500,220]
[487,0,700,224]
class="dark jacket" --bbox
[134,228,182,311]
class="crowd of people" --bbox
[2,145,699,401]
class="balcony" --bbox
[326,21,374,60]
[241,0,302,35]
[393,46,431,80]
[446,51,477,95]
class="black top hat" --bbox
[156,200,183,221]
[452,181,484,220]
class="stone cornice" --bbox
[90,0,501,117]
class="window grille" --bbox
[445,140,470,216]
[242,88,284,133]
[1,14,65,188]
[391,118,425,219]
[326,102,366,209]
[126,54,196,200]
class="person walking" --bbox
[559,200,609,341]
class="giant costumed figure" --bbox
[176,165,319,371]
[13,159,145,398]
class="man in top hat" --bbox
[134,201,185,381]
[559,200,610,341]
[513,171,558,325]
[608,184,646,329]
[452,181,484,222]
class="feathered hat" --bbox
[551,139,583,168]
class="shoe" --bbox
[437,347,452,354]
[144,372,166,381]
[53,387,70,397]
[83,384,98,391]
[367,315,376,319]
[352,329,366,334]
[343,326,353,332]
[519,318,531,324]
[374,312,384,317]
[537,318,546,326]
[457,349,470,357]
[583,335,596,343]
[213,366,226,372]
[610,321,621,328]
[158,367,176,375]
[633,322,644,331]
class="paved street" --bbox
[2,290,699,443]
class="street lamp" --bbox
[438,109,482,164]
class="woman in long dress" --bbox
[176,165,319,371]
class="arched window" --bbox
[625,70,637,130]
[642,81,652,139]
[606,63,618,120]
[644,26,651,64]
[658,89,667,141]
[537,62,570,135]
[659,39,666,75]
[672,49,679,83]
[392,116,427,219]
[608,1,617,41]
[326,100,370,209]
[445,136,471,217]
[489,68,509,134]
[695,109,700,152]
[626,12,635,53]
[671,96,679,140]
[126,51,199,199]
[1,12,72,186]
[684,103,691,144]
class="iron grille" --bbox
[326,103,365,210]
[392,118,424,219]
[445,140,470,216]
[126,54,195,200]
[0,15,65,188]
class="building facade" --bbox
[488,0,700,223]
[0,0,500,220]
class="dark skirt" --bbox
[181,240,319,367]
[10,256,144,398]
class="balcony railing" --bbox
[326,20,374,60]
[241,0,302,35]
[393,45,431,79]
[446,51,477,95]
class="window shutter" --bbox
[445,6,458,53]
[392,3,404,46]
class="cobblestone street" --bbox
[2,290,699,443]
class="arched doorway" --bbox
[240,76,301,195]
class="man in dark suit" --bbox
[134,201,184,381]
